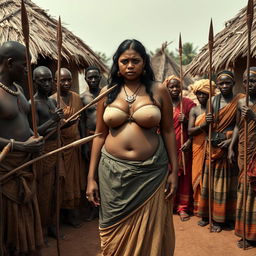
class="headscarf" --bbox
[163,75,181,87]
[190,79,216,95]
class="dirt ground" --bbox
[41,214,256,256]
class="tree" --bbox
[95,51,110,66]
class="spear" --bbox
[21,0,38,138]
[0,134,100,184]
[44,84,117,140]
[54,16,62,256]
[208,19,214,232]
[243,0,254,250]
[179,33,186,176]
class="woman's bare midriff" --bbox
[104,122,159,161]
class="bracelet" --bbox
[10,139,14,152]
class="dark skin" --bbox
[87,49,178,206]
[32,66,63,138]
[206,75,236,149]
[0,41,43,153]
[167,79,191,151]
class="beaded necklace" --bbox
[0,82,20,96]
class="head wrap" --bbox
[216,70,235,81]
[163,75,181,87]
[190,79,216,95]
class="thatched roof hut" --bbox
[186,1,256,93]
[151,43,194,89]
[0,0,108,95]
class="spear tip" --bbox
[208,19,214,50]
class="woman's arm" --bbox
[158,84,178,199]
[188,107,205,136]
[86,87,109,206]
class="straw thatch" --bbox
[187,1,256,76]
[151,42,194,89]
[0,0,108,72]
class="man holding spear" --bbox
[229,67,256,248]
[0,41,44,255]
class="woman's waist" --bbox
[104,132,160,162]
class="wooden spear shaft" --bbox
[55,16,62,256]
[0,134,100,184]
[243,0,253,249]
[21,0,38,138]
[208,19,214,233]
[179,34,186,175]
[44,85,117,140]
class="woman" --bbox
[164,75,195,221]
[187,79,214,217]
[86,39,178,256]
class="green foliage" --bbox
[95,51,111,66]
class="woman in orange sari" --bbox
[86,39,178,256]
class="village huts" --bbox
[0,0,108,96]
[151,42,194,89]
[186,1,256,94]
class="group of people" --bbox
[1,37,256,256]
[163,69,256,250]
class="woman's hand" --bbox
[165,171,178,200]
[178,113,187,124]
[241,106,256,121]
[180,139,191,152]
[14,136,44,153]
[218,138,231,149]
[86,179,100,207]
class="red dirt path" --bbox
[42,215,256,256]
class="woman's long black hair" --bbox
[106,39,155,104]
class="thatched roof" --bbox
[151,43,194,88]
[0,0,108,72]
[187,2,256,76]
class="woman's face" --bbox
[195,91,209,106]
[167,79,181,99]
[118,49,144,81]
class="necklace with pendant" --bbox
[123,84,141,104]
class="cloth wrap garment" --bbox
[98,136,175,256]
[173,97,196,213]
[0,151,43,255]
[198,93,244,223]
[60,91,85,209]
[235,102,256,241]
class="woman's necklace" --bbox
[0,82,20,96]
[123,84,141,104]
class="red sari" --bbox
[173,97,196,213]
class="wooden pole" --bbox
[21,0,38,138]
[44,85,117,140]
[0,134,100,184]
[208,19,214,233]
[55,16,62,256]
[179,33,186,176]
[243,0,254,249]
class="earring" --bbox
[117,71,121,77]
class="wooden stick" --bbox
[0,143,11,162]
[55,16,62,256]
[243,0,254,249]
[21,0,38,138]
[0,134,100,184]
[208,19,214,233]
[179,33,186,176]
[44,84,117,140]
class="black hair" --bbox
[84,66,101,76]
[106,39,155,104]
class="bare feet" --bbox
[179,211,190,221]
[237,238,256,249]
[211,222,222,233]
[198,218,209,227]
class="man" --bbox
[229,67,256,248]
[198,70,244,232]
[80,66,101,221]
[0,41,43,255]
[164,75,196,221]
[51,68,85,228]
[32,66,63,243]
[81,66,102,135]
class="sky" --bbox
[32,0,246,58]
